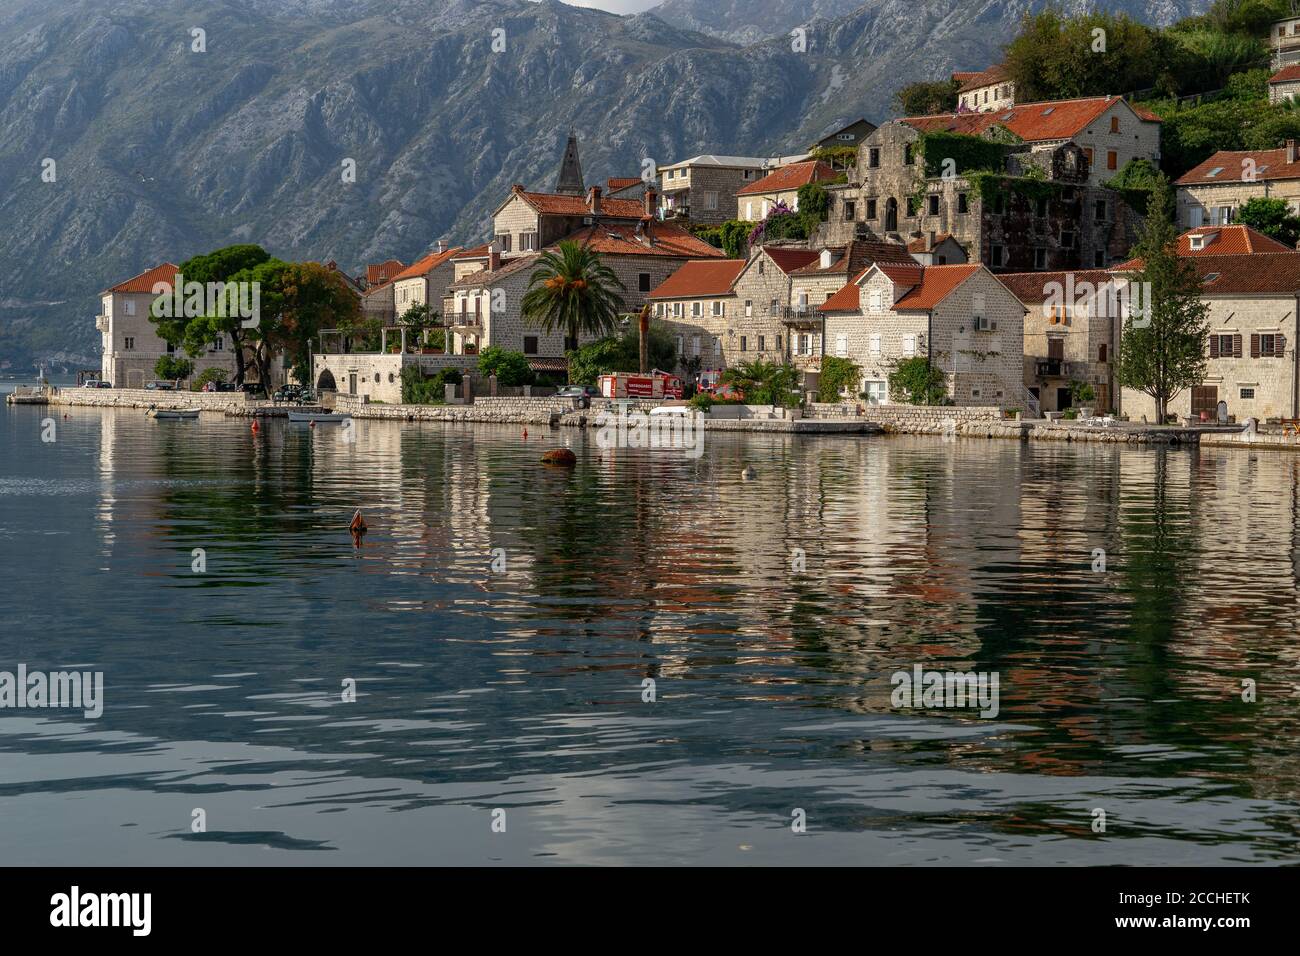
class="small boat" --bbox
[287,410,351,423]
[148,408,200,420]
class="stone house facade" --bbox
[956,65,1015,113]
[657,155,770,224]
[820,263,1025,407]
[1269,65,1300,105]
[391,245,462,323]
[819,102,1154,271]
[1273,16,1300,69]
[812,119,877,152]
[999,269,1118,414]
[446,220,724,363]
[1175,142,1300,227]
[736,160,838,222]
[729,245,823,373]
[1116,253,1300,422]
[648,259,746,382]
[97,262,239,388]
[491,185,650,253]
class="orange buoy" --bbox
[309,420,316,429]
[349,509,368,547]
[541,448,576,466]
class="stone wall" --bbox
[51,387,252,412]
[336,394,577,424]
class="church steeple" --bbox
[555,130,585,196]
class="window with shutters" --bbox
[1209,334,1237,358]
[869,334,881,355]
[836,334,847,356]
[902,335,916,356]
[740,336,747,352]
[692,335,700,356]
[1255,333,1284,357]
[866,198,877,219]
[745,300,753,317]
[691,301,701,317]
[758,335,766,352]
[1107,150,1118,170]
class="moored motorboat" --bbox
[148,408,200,420]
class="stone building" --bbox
[656,155,771,224]
[1175,142,1300,227]
[998,269,1118,415]
[97,262,239,389]
[736,160,838,222]
[391,244,463,322]
[907,233,968,265]
[811,119,877,152]
[1115,251,1300,422]
[728,245,822,373]
[444,217,723,366]
[818,97,1159,271]
[1269,64,1300,105]
[820,263,1026,406]
[956,65,1015,113]
[648,259,747,382]
[1273,16,1300,69]
[491,183,649,253]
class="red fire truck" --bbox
[598,370,684,400]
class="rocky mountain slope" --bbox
[0,0,1208,370]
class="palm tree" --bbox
[521,241,626,372]
[635,303,651,373]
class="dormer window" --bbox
[819,249,833,269]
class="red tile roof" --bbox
[1113,252,1300,294]
[453,243,492,260]
[788,239,916,276]
[1270,64,1300,84]
[820,261,975,313]
[904,96,1158,143]
[957,64,1008,93]
[1175,147,1300,185]
[894,264,982,310]
[763,247,823,273]
[649,259,746,298]
[516,189,645,219]
[735,160,837,196]
[559,221,725,259]
[607,177,642,191]
[906,233,956,253]
[820,281,862,312]
[996,270,1113,305]
[366,259,404,286]
[391,247,463,282]
[951,71,982,84]
[103,262,179,295]
[1178,224,1293,255]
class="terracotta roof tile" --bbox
[560,221,724,259]
[904,96,1158,143]
[1270,64,1300,84]
[649,259,746,298]
[1177,224,1293,255]
[1175,147,1300,185]
[820,282,861,312]
[894,264,981,310]
[1114,252,1300,294]
[906,232,956,253]
[996,269,1112,304]
[957,64,1008,93]
[366,259,404,285]
[392,247,463,282]
[453,243,492,260]
[518,189,645,218]
[103,262,179,295]
[762,247,822,273]
[606,177,642,191]
[735,160,837,196]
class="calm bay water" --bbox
[1,403,1298,865]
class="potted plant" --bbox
[1070,380,1096,418]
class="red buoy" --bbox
[251,419,259,433]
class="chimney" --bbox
[488,241,500,272]
[587,185,602,216]
[926,231,935,252]
[436,239,446,254]
[644,188,657,218]
[1288,140,1298,164]
[511,183,525,195]
[819,248,833,269]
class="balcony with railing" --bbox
[1034,359,1091,379]
[777,305,822,328]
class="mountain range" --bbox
[0,0,1208,371]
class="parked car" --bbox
[145,381,175,391]
[213,382,238,392]
[709,384,744,401]
[556,385,599,399]
[81,380,103,388]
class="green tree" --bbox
[154,355,194,386]
[817,355,861,403]
[477,346,534,386]
[152,244,270,385]
[521,241,626,376]
[1236,196,1300,247]
[1003,10,1171,102]
[240,260,360,387]
[718,220,751,258]
[722,360,801,407]
[397,302,437,348]
[565,323,677,385]
[894,78,960,116]
[888,356,948,405]
[1116,176,1210,422]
